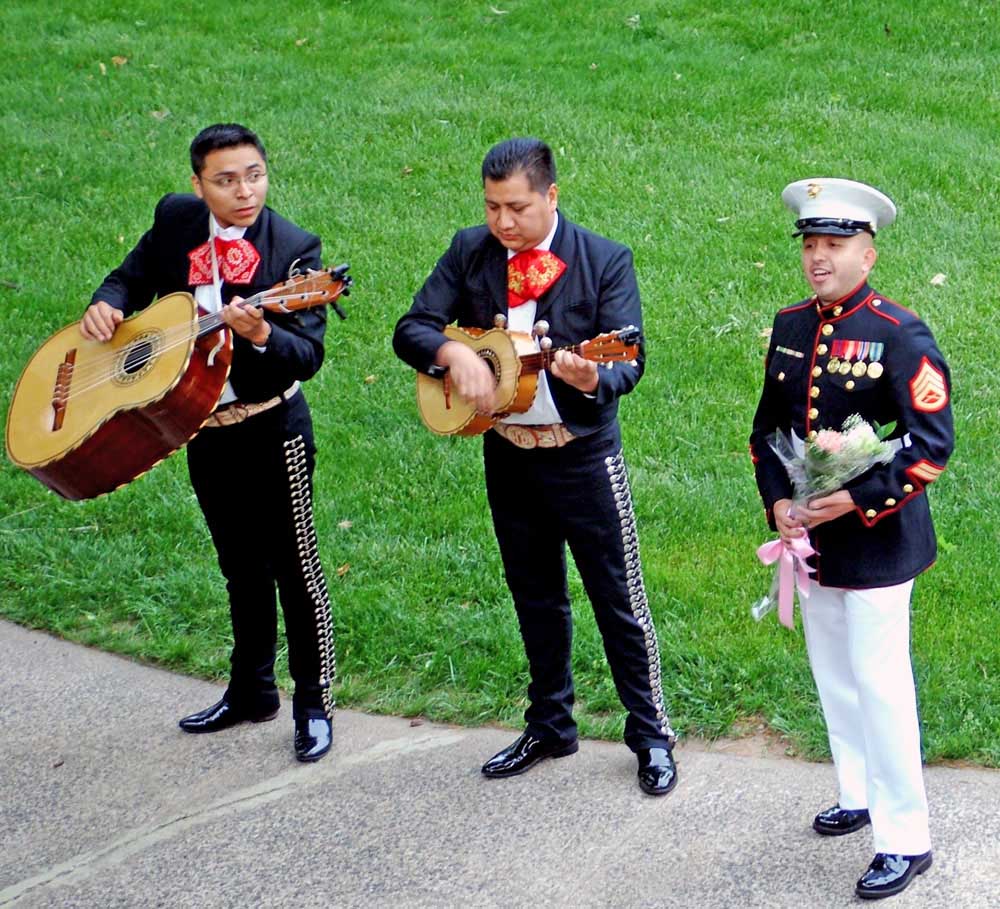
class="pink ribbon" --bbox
[756,535,817,629]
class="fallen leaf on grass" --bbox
[401,166,413,176]
[111,55,128,67]
[489,6,508,14]
[759,326,773,338]
[98,62,107,76]
[336,563,350,577]
[930,273,947,286]
[364,374,378,384]
[150,109,170,120]
[753,261,765,269]
[295,37,309,46]
[337,520,353,530]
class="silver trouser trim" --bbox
[604,449,675,743]
[790,427,910,458]
[283,434,336,719]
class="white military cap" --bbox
[782,177,896,237]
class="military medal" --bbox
[827,358,841,373]
[867,361,884,379]
[852,360,868,377]
[839,360,852,375]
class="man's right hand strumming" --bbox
[435,340,497,413]
[80,301,123,342]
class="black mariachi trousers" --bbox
[186,392,335,721]
[483,421,674,752]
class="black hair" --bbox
[481,137,556,193]
[189,123,267,175]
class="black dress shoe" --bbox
[481,731,578,778]
[178,698,279,733]
[294,717,332,762]
[637,747,678,796]
[812,804,871,836]
[856,851,932,899]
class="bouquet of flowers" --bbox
[752,414,897,627]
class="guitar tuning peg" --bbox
[493,313,508,329]
[532,319,550,338]
[540,336,553,350]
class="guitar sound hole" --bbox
[115,330,162,385]
[124,342,154,374]
[480,350,500,380]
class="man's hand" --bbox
[435,340,497,413]
[80,301,123,341]
[773,498,806,544]
[550,349,599,393]
[222,297,271,346]
[794,490,856,528]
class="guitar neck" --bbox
[520,343,586,372]
[193,288,329,339]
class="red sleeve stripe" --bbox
[907,460,945,484]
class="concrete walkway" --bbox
[1,619,997,908]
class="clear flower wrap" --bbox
[752,415,897,626]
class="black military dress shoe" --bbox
[294,717,333,762]
[812,804,871,836]
[481,731,579,778]
[856,851,932,899]
[636,747,678,796]
[178,698,279,733]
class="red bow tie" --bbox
[507,248,566,308]
[187,237,261,286]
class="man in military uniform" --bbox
[750,178,954,900]
[394,137,677,796]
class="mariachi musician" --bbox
[82,123,336,762]
[393,137,678,796]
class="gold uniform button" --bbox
[903,484,914,493]
[812,366,822,378]
[808,430,817,441]
[866,508,878,519]
[845,379,856,390]
[810,386,820,398]
[777,371,785,381]
[833,305,843,316]
[817,344,828,355]
[873,299,882,307]
[808,407,819,419]
[821,324,834,336]
[885,498,897,507]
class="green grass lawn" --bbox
[2,0,998,764]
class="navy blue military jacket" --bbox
[91,193,326,404]
[750,281,954,588]
[392,213,644,438]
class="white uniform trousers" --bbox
[800,580,931,855]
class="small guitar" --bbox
[416,325,642,436]
[6,265,352,500]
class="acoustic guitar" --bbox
[6,265,352,500]
[416,325,642,436]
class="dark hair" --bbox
[481,138,556,193]
[189,123,267,175]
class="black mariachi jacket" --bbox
[750,281,954,588]
[91,193,326,404]
[392,213,644,438]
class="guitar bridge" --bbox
[51,349,76,431]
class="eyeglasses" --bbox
[201,171,268,190]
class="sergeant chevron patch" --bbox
[909,357,949,412]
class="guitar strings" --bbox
[56,288,330,403]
